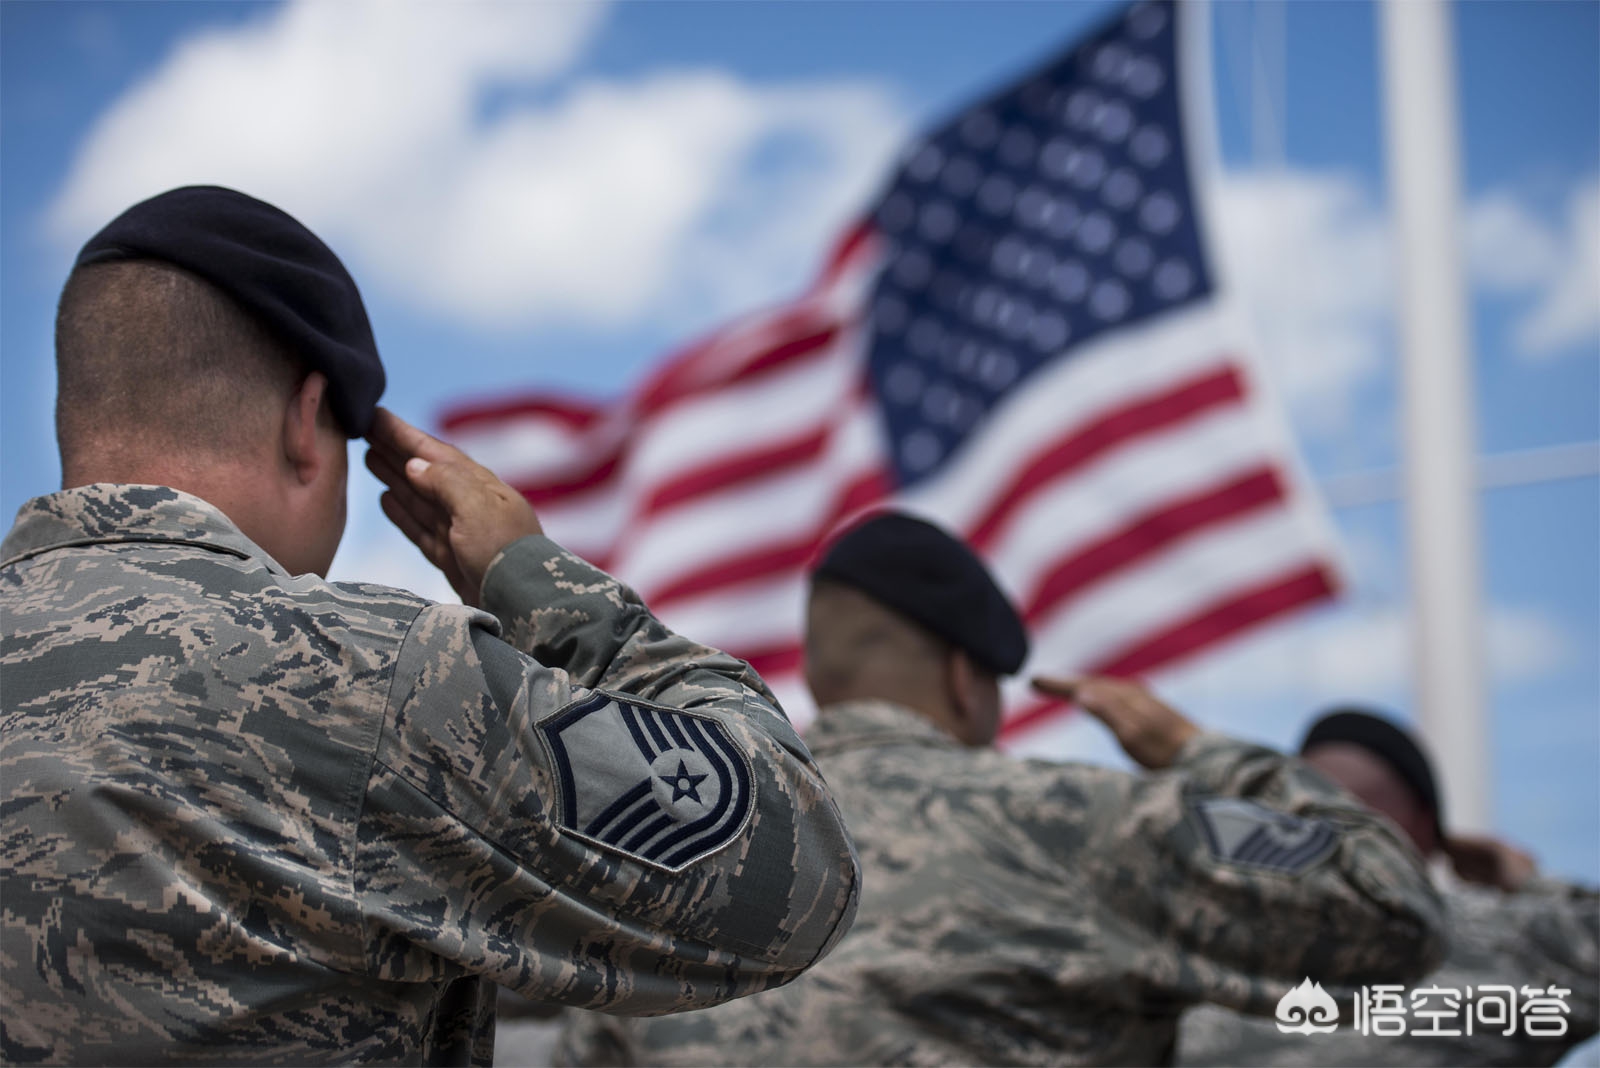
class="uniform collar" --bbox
[1,483,286,576]
[803,698,961,757]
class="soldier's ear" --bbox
[282,372,330,485]
[944,649,1000,747]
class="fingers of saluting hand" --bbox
[365,406,463,469]
[1029,676,1082,701]
[378,490,447,563]
[364,447,449,535]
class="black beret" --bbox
[1301,708,1445,835]
[74,185,384,437]
[813,511,1029,676]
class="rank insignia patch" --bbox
[1190,797,1337,874]
[538,693,754,871]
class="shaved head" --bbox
[805,578,951,708]
[804,577,1001,746]
[54,260,310,479]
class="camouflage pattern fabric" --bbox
[555,698,1447,1067]
[1179,875,1600,1066]
[0,484,860,1066]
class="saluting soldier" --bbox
[557,511,1447,1067]
[0,186,860,1065]
[1178,709,1599,1067]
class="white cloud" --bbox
[1513,179,1600,358]
[1466,177,1600,360]
[1213,170,1600,444]
[48,0,905,333]
[1214,170,1393,441]
[1466,191,1563,291]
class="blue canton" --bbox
[866,0,1214,487]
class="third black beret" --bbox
[74,185,384,437]
[1301,708,1445,835]
[813,511,1029,676]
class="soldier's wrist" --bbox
[478,534,568,618]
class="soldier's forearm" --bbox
[1171,731,1382,820]
[478,535,783,712]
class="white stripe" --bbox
[979,405,1280,608]
[614,398,883,597]
[654,573,806,655]
[1005,506,1325,685]
[451,416,609,486]
[535,487,628,561]
[902,302,1248,531]
[615,335,859,493]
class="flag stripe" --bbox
[1000,562,1337,738]
[630,362,1256,612]
[639,426,833,519]
[1020,465,1287,623]
[502,323,853,506]
[968,364,1246,552]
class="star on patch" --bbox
[536,692,754,871]
[662,759,708,804]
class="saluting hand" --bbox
[364,407,544,607]
[1030,675,1199,770]
[1443,833,1537,892]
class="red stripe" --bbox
[640,428,831,518]
[440,395,604,435]
[818,219,876,285]
[646,463,892,610]
[999,562,1337,739]
[968,365,1247,552]
[1020,466,1288,624]
[513,453,622,506]
[739,644,805,680]
[648,537,818,608]
[834,468,894,524]
[636,321,842,419]
[494,318,849,501]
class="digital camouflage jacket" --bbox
[556,698,1446,1066]
[1179,874,1599,1067]
[0,484,860,1065]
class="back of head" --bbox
[55,259,302,478]
[805,577,954,706]
[804,512,1027,741]
[56,185,386,483]
[54,186,385,577]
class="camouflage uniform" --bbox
[1179,875,1599,1066]
[0,484,860,1065]
[556,698,1447,1067]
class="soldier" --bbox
[1179,709,1599,1067]
[0,186,860,1065]
[554,511,1447,1067]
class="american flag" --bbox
[442,0,1342,740]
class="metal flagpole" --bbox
[1378,0,1490,832]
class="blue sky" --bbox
[2,1,1596,880]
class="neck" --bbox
[817,685,962,739]
[64,448,290,562]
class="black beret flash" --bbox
[813,511,1029,676]
[74,185,384,437]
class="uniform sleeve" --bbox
[1082,731,1447,1017]
[351,536,860,1014]
[1500,877,1600,1037]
